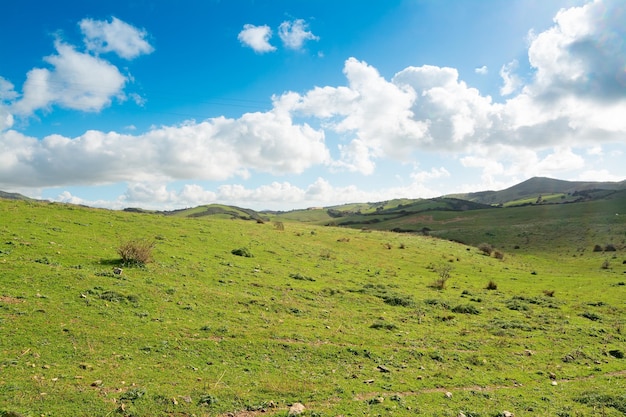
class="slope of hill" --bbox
[1,199,625,416]
[449,176,626,205]
[0,190,35,201]
[162,203,268,221]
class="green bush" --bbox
[486,280,498,290]
[231,247,253,257]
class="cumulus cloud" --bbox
[80,17,154,59]
[238,24,276,53]
[12,40,127,115]
[0,17,151,129]
[0,106,330,188]
[278,19,319,50]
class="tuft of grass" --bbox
[231,247,253,257]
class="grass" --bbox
[0,199,625,416]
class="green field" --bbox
[1,199,625,416]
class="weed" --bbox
[198,394,218,406]
[370,321,398,330]
[485,280,498,290]
[505,299,530,311]
[382,294,414,307]
[601,259,610,269]
[273,221,285,231]
[575,393,626,414]
[494,250,505,260]
[580,311,602,321]
[430,264,452,289]
[543,289,555,297]
[117,239,155,266]
[289,272,315,281]
[451,304,480,314]
[231,247,253,257]
[120,387,146,403]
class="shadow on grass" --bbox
[99,258,123,266]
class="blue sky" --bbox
[1,0,625,210]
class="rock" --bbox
[458,413,467,417]
[502,412,514,417]
[549,372,557,380]
[377,364,390,373]
[444,391,453,398]
[551,380,558,386]
[91,380,103,387]
[288,402,306,416]
[113,267,123,275]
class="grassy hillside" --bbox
[163,204,267,221]
[450,176,626,206]
[1,200,625,416]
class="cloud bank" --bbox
[1,1,625,209]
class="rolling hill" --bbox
[0,196,625,416]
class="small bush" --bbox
[494,250,505,260]
[485,280,498,290]
[593,244,603,252]
[477,242,493,255]
[273,221,284,231]
[430,264,452,290]
[543,289,555,297]
[117,239,155,266]
[601,259,610,269]
[231,247,253,257]
[605,243,617,251]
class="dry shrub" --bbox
[117,239,155,266]
[494,250,505,260]
[477,243,493,255]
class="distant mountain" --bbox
[0,190,35,201]
[448,177,626,206]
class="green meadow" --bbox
[1,199,625,416]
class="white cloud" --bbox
[410,167,450,183]
[0,106,330,188]
[238,24,276,53]
[499,60,522,96]
[0,77,17,100]
[11,40,127,116]
[278,19,319,50]
[475,66,488,75]
[80,17,154,59]
[577,169,624,182]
